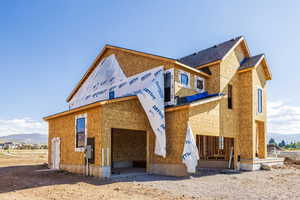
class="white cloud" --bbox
[268,101,300,134]
[0,118,47,137]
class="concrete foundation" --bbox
[240,157,284,171]
[60,164,111,177]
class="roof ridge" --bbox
[179,36,243,60]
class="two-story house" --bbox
[44,36,282,177]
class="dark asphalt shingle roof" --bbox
[178,36,243,67]
[238,54,264,71]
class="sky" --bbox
[0,0,300,136]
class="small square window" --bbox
[195,76,205,91]
[180,73,189,86]
[196,79,203,90]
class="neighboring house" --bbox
[44,36,282,177]
[2,142,20,149]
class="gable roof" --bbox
[178,36,246,68]
[239,54,264,71]
[66,44,210,102]
[238,54,272,80]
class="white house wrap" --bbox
[69,54,127,109]
[182,123,199,173]
[69,55,166,157]
[137,68,166,157]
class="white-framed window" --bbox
[178,70,190,88]
[194,76,205,92]
[257,88,263,114]
[164,68,175,106]
[75,113,87,152]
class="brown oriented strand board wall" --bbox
[252,63,267,158]
[48,106,102,173]
[206,63,220,94]
[219,44,247,139]
[218,44,248,165]
[189,100,220,137]
[238,70,254,159]
[101,48,173,77]
[149,108,189,176]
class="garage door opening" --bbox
[111,128,147,175]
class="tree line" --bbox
[269,138,300,149]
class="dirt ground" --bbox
[0,150,300,200]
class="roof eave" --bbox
[45,96,137,121]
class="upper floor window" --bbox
[195,76,205,92]
[75,114,87,151]
[179,71,190,88]
[228,84,233,109]
[258,88,263,113]
[109,90,115,99]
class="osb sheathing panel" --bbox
[189,101,220,136]
[233,43,247,63]
[219,47,245,138]
[206,64,220,94]
[101,48,174,77]
[48,106,102,166]
[252,64,267,158]
[238,71,254,159]
[153,108,189,164]
[253,63,267,121]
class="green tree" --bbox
[269,138,276,145]
[278,140,286,147]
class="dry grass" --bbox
[0,150,300,200]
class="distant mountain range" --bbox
[268,133,300,144]
[0,133,48,144]
[0,133,298,145]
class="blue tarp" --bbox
[184,91,222,103]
